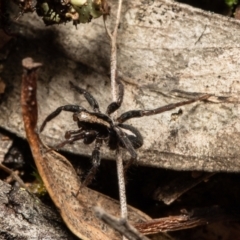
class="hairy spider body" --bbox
[75,111,111,128]
[40,81,210,186]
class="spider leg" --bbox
[65,128,83,139]
[40,105,85,132]
[52,130,98,150]
[119,124,143,149]
[53,131,86,150]
[117,94,211,123]
[69,81,100,112]
[82,137,103,187]
[106,79,124,115]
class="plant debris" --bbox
[21,57,151,240]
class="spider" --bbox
[40,81,210,186]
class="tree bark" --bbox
[0,179,78,239]
[1,0,240,172]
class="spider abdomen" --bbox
[75,111,112,128]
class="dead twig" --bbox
[95,207,150,240]
[135,206,240,235]
[105,0,128,227]
[0,163,26,188]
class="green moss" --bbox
[71,0,104,23]
[36,0,108,25]
[225,0,238,7]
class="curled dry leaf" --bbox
[21,57,151,240]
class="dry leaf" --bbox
[21,57,151,240]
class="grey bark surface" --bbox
[0,180,78,239]
[1,0,240,172]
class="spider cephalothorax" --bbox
[40,81,210,186]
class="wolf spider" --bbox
[40,81,210,186]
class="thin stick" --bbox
[110,0,123,103]
[95,207,150,240]
[116,149,127,218]
[103,18,112,40]
[0,163,26,189]
[106,0,128,235]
